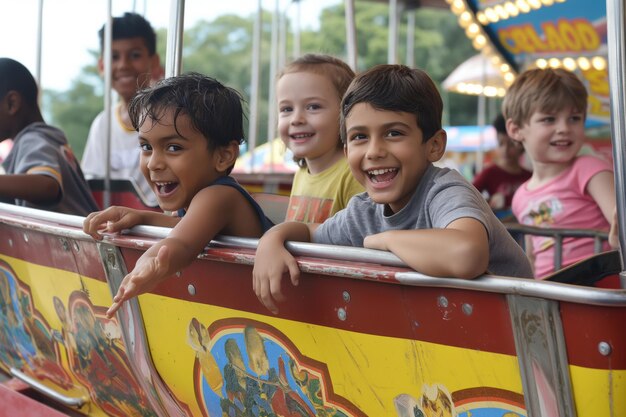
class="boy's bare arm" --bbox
[364,217,489,279]
[0,174,60,204]
[83,206,179,240]
[106,186,246,318]
[253,221,318,314]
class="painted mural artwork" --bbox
[0,261,72,389]
[0,260,158,417]
[187,318,529,417]
[394,385,527,417]
[55,292,158,417]
[187,318,365,417]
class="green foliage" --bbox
[45,4,480,160]
[44,77,102,158]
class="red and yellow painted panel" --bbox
[140,296,528,416]
[1,227,626,416]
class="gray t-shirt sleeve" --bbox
[12,131,63,185]
[428,182,491,235]
[313,203,355,246]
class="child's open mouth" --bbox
[290,133,314,142]
[367,168,398,184]
[154,181,179,196]
[550,140,572,147]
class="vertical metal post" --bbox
[266,0,280,172]
[293,0,301,59]
[476,57,487,173]
[344,0,357,70]
[607,0,626,288]
[248,0,262,172]
[388,0,399,64]
[165,0,185,78]
[406,10,415,68]
[35,0,44,89]
[507,296,576,417]
[278,4,287,70]
[103,0,113,209]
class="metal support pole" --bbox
[35,0,44,89]
[103,0,113,209]
[278,4,287,70]
[248,0,262,172]
[165,0,185,78]
[388,0,399,64]
[293,0,301,59]
[406,10,415,68]
[344,0,357,70]
[607,0,626,288]
[266,0,280,172]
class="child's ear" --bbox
[426,129,447,162]
[506,118,523,142]
[97,57,105,76]
[214,141,240,173]
[4,91,22,115]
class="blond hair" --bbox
[278,54,355,167]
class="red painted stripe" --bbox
[0,224,107,282]
[561,302,626,369]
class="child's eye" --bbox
[130,50,145,60]
[166,144,182,152]
[279,106,292,113]
[540,116,555,123]
[570,115,583,122]
[306,103,321,111]
[140,143,152,151]
[386,130,403,138]
[349,133,367,142]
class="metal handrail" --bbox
[504,222,609,271]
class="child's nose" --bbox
[290,108,305,125]
[146,151,165,170]
[115,54,131,69]
[365,137,386,159]
[556,118,570,133]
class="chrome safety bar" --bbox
[10,367,88,408]
[504,223,608,271]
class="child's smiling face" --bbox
[277,71,342,173]
[508,106,585,167]
[138,110,222,211]
[101,37,158,102]
[344,103,446,214]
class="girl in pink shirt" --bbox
[504,68,616,278]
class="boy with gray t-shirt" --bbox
[315,163,530,278]
[253,65,532,314]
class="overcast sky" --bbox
[0,0,340,91]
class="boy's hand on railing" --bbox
[252,233,300,315]
[106,245,171,318]
[83,206,144,240]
